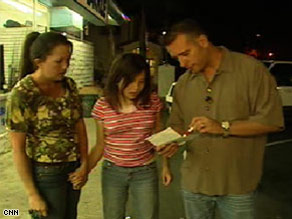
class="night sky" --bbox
[116,0,292,60]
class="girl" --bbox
[88,53,171,219]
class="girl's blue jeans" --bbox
[102,160,159,219]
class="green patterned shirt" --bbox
[6,75,83,163]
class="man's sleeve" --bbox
[248,63,284,128]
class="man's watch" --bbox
[221,121,231,137]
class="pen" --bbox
[183,127,194,137]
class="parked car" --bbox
[263,60,292,122]
[165,82,176,113]
[165,61,292,120]
[262,60,292,106]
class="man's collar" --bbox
[216,46,233,74]
[187,46,233,80]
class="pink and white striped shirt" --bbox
[91,93,163,167]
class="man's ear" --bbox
[197,34,209,48]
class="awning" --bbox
[39,0,129,26]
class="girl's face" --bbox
[35,44,71,82]
[121,71,145,101]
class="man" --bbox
[159,19,284,219]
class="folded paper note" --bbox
[146,127,199,147]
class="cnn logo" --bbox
[3,209,19,216]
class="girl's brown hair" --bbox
[105,53,151,110]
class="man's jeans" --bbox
[32,161,81,219]
[182,190,255,219]
[102,160,159,219]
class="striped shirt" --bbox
[91,93,163,167]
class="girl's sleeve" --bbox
[151,93,164,113]
[91,98,106,121]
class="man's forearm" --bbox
[229,120,283,136]
[189,116,283,137]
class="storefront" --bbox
[0,0,128,123]
[0,0,127,91]
[121,41,163,81]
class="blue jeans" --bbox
[32,161,81,219]
[102,160,159,219]
[182,190,255,219]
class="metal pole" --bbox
[33,0,36,30]
[139,5,146,58]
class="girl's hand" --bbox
[68,163,88,190]
[162,165,172,186]
[157,143,179,158]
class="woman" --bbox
[88,53,172,219]
[6,32,88,219]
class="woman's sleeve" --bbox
[5,89,28,132]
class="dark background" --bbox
[116,0,292,60]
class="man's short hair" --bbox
[164,19,207,46]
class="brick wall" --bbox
[0,27,46,89]
[67,38,94,88]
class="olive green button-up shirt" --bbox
[169,47,284,195]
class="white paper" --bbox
[146,127,185,146]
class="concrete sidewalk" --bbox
[77,118,103,219]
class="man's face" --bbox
[166,34,208,74]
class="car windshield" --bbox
[270,64,292,86]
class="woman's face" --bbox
[121,71,145,101]
[36,44,71,82]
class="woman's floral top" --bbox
[6,75,83,163]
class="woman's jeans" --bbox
[102,160,159,219]
[32,161,81,219]
[182,190,255,219]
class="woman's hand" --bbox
[28,193,48,217]
[68,163,88,190]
